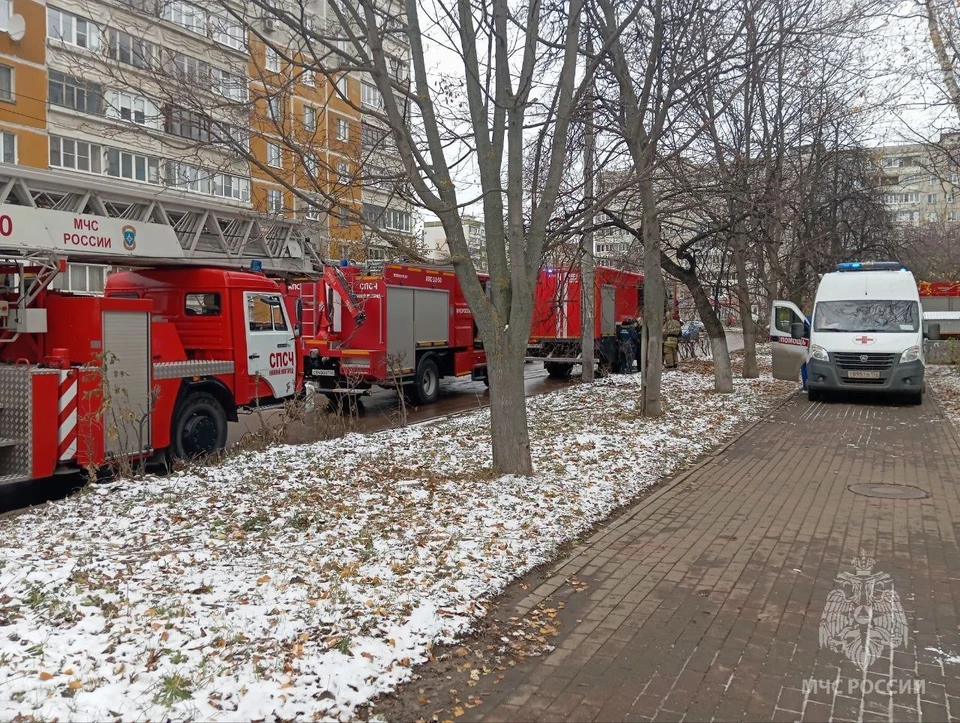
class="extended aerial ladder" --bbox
[0,164,326,273]
[0,164,330,335]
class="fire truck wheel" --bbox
[411,357,440,405]
[545,362,574,379]
[171,393,228,460]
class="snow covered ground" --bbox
[928,365,960,429]
[0,360,795,721]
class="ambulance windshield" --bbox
[814,300,919,333]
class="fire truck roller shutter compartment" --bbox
[414,289,450,349]
[387,287,416,373]
[102,310,152,458]
[601,285,617,335]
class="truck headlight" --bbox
[810,344,829,361]
[900,345,921,363]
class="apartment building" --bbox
[423,215,487,272]
[0,0,412,289]
[873,139,960,226]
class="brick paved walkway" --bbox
[462,394,960,722]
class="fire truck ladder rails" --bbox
[0,249,59,344]
[0,165,326,274]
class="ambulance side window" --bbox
[775,306,796,333]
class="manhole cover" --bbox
[847,483,928,500]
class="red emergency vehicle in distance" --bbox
[528,265,644,378]
[287,262,488,404]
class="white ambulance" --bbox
[770,262,925,403]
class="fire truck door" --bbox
[770,300,809,381]
[244,292,297,398]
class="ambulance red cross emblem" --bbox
[854,335,875,345]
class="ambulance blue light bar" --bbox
[835,261,906,272]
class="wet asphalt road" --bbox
[228,361,574,447]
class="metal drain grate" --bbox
[847,483,929,500]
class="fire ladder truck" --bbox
[0,164,323,485]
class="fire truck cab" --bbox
[0,165,314,485]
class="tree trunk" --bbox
[640,183,664,416]
[733,245,759,379]
[689,279,734,393]
[484,332,534,475]
[581,32,596,382]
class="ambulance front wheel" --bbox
[171,392,228,460]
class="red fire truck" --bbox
[0,166,312,484]
[287,262,487,404]
[527,266,645,378]
[528,266,681,378]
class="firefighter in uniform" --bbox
[663,314,682,369]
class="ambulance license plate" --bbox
[847,370,880,380]
[312,369,336,377]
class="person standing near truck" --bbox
[663,314,682,368]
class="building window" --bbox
[211,121,248,151]
[930,175,937,185]
[337,205,350,226]
[104,90,159,128]
[928,193,938,205]
[0,65,11,103]
[49,136,102,173]
[106,148,161,184]
[301,69,314,86]
[265,47,280,72]
[950,211,958,222]
[267,188,283,212]
[0,0,9,32]
[302,195,320,220]
[166,106,209,141]
[304,152,318,175]
[107,29,152,68]
[267,95,281,119]
[167,161,250,201]
[363,202,411,233]
[48,71,101,114]
[336,75,348,96]
[53,264,107,293]
[211,15,246,50]
[214,68,247,101]
[162,1,206,35]
[335,117,349,141]
[304,105,316,130]
[337,160,350,184]
[387,55,407,81]
[362,123,386,148]
[267,141,282,167]
[0,131,14,163]
[48,7,101,50]
[367,245,387,261]
[361,81,383,109]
